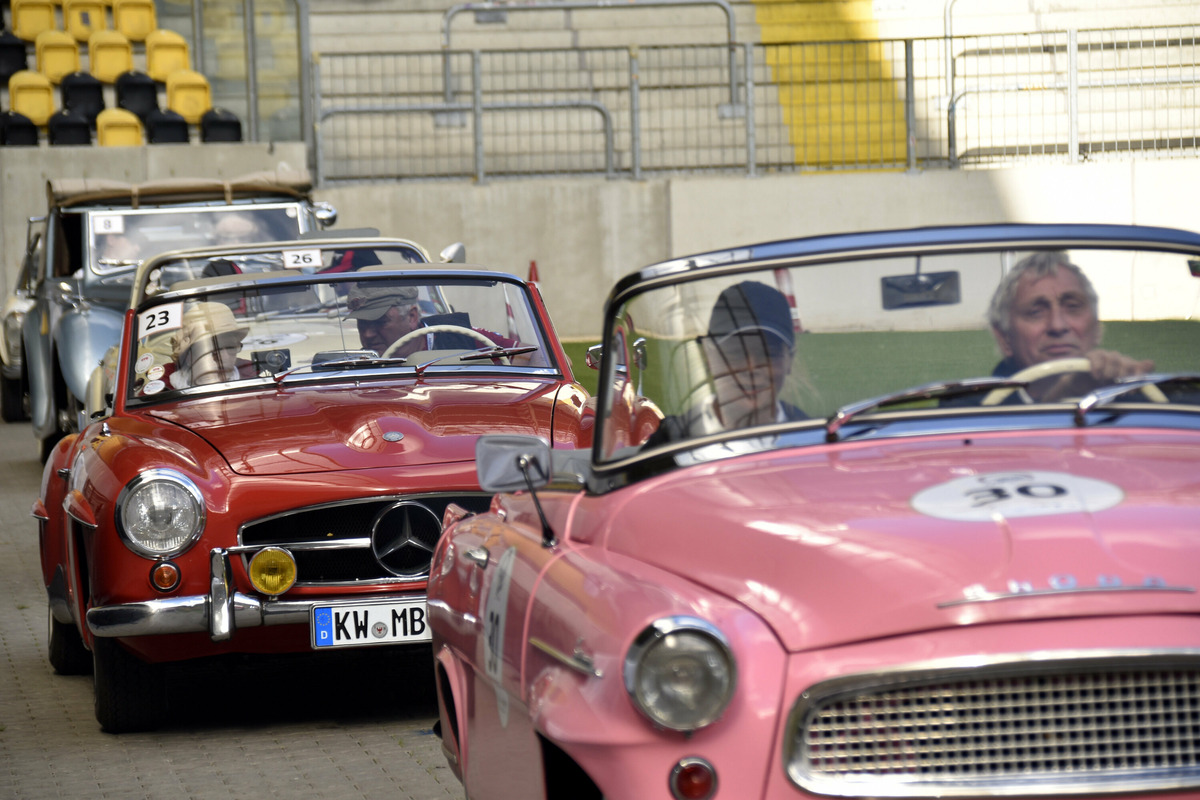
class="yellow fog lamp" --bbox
[248,547,297,596]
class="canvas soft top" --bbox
[46,167,314,210]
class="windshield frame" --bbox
[590,224,1200,481]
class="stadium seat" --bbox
[0,29,30,83]
[63,0,109,43]
[0,109,39,145]
[144,27,189,82]
[47,106,91,144]
[111,0,156,42]
[8,69,54,126]
[11,0,57,42]
[145,107,188,143]
[60,70,105,125]
[200,106,241,142]
[95,105,142,145]
[115,68,157,119]
[35,29,80,84]
[88,28,133,83]
[165,68,210,124]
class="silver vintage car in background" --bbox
[16,169,339,461]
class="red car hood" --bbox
[599,430,1200,652]
[148,380,563,475]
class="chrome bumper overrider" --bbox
[86,548,311,642]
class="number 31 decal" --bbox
[139,302,183,338]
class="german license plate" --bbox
[311,598,431,649]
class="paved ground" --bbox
[0,420,463,800]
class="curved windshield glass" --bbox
[125,260,553,403]
[89,204,309,274]
[598,245,1200,464]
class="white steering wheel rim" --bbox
[382,324,504,361]
[981,357,1167,405]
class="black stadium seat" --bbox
[47,107,91,144]
[115,69,158,120]
[60,70,105,126]
[145,107,188,143]
[200,106,242,142]
[0,109,39,145]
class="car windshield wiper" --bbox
[413,345,540,377]
[824,377,1028,442]
[1074,373,1200,425]
[272,355,409,383]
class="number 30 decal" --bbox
[139,302,183,338]
[912,470,1123,521]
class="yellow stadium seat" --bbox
[12,0,59,42]
[88,29,134,83]
[112,0,157,42]
[63,0,110,43]
[95,106,143,145]
[144,28,190,83]
[36,29,82,84]
[166,68,211,124]
[8,69,55,126]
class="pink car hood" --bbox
[147,380,562,475]
[597,429,1200,652]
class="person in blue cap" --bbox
[646,280,807,446]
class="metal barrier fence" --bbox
[312,26,1200,184]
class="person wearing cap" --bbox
[645,280,807,447]
[345,283,516,359]
[169,302,254,388]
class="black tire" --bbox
[92,636,166,733]
[0,372,27,422]
[36,430,63,465]
[48,609,92,676]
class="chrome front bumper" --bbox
[87,548,311,642]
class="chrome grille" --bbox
[788,654,1200,797]
[239,494,491,586]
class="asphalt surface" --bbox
[0,419,462,800]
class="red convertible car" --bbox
[427,224,1200,800]
[33,236,590,733]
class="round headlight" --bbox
[115,469,205,557]
[624,617,736,732]
[249,547,297,596]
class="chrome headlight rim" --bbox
[114,468,206,558]
[623,615,737,732]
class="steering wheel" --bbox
[383,324,508,363]
[981,357,1167,405]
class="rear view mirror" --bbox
[881,271,961,309]
[439,242,466,263]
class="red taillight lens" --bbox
[670,757,716,800]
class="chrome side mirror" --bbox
[439,242,466,263]
[313,202,338,229]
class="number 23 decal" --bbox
[139,302,182,338]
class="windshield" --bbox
[124,258,555,404]
[89,204,307,274]
[598,243,1200,464]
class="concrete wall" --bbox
[4,147,1199,341]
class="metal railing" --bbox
[311,25,1200,184]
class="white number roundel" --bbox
[912,470,1123,521]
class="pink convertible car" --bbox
[427,224,1200,800]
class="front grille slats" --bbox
[239,494,491,586]
[790,656,1200,796]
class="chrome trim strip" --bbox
[939,584,1195,607]
[530,637,601,678]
